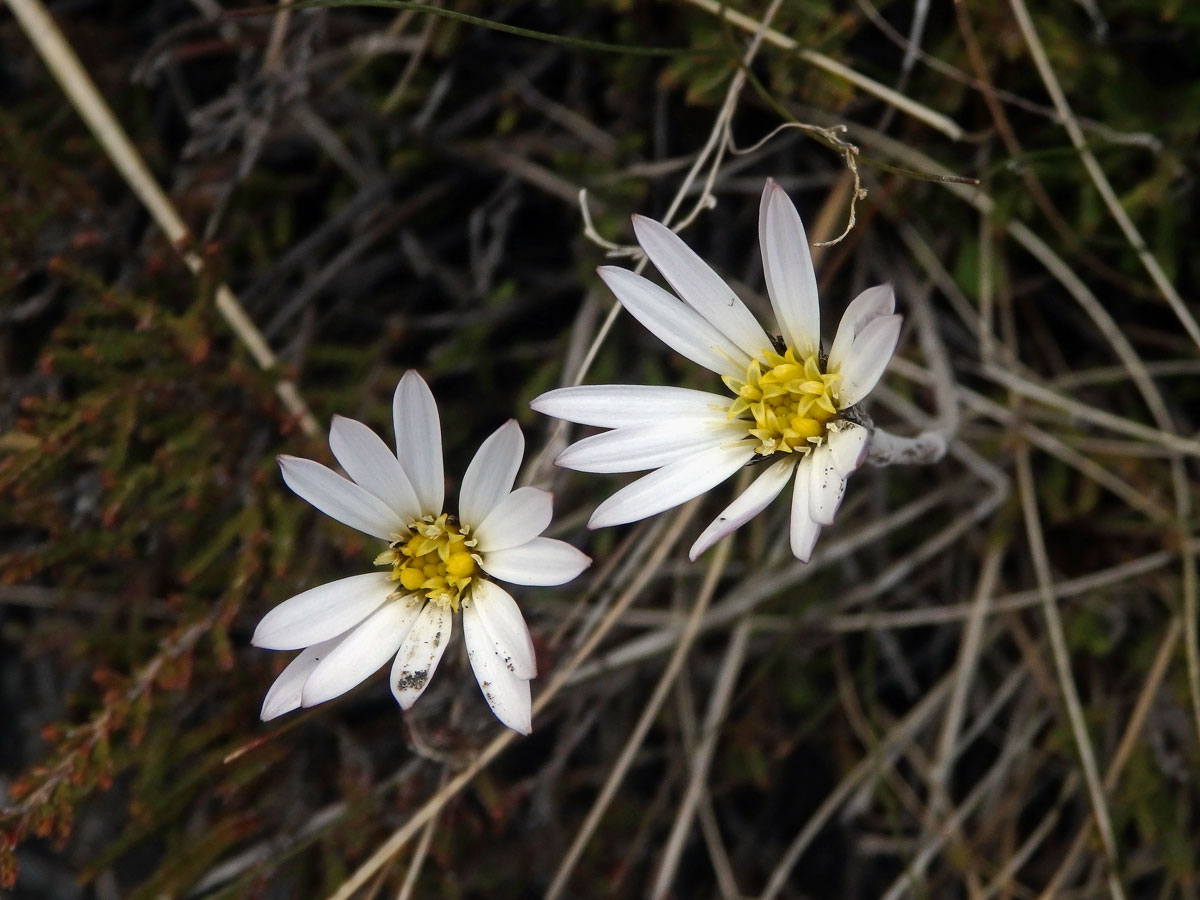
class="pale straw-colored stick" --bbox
[1008,0,1198,352]
[545,526,735,900]
[324,499,703,900]
[6,0,319,436]
[681,0,964,141]
[927,546,1003,815]
[1015,444,1126,900]
[1034,616,1182,898]
[649,617,751,899]
[262,0,294,72]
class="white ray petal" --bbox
[555,419,743,474]
[837,314,902,408]
[808,442,848,526]
[479,537,591,586]
[598,266,747,377]
[278,456,400,541]
[759,179,820,356]
[462,601,533,734]
[466,579,536,679]
[689,456,796,560]
[260,634,345,721]
[790,455,822,562]
[588,442,756,529]
[827,284,896,374]
[530,384,729,429]
[390,601,453,711]
[632,215,772,359]
[301,599,423,707]
[329,415,422,522]
[392,371,444,515]
[252,572,395,650]
[827,421,870,478]
[473,486,553,552]
[459,420,525,526]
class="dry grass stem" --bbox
[1016,444,1126,900]
[7,0,319,435]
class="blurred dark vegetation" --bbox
[2,1,1199,897]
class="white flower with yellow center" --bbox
[532,179,901,562]
[253,371,591,734]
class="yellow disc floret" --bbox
[374,513,479,611]
[722,346,842,456]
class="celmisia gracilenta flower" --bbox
[253,371,590,734]
[531,179,901,562]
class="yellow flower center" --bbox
[722,346,842,456]
[374,513,478,611]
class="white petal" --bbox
[530,384,729,429]
[279,456,401,541]
[827,421,870,478]
[473,486,553,552]
[632,215,772,359]
[329,415,422,522]
[790,455,822,562]
[555,419,743,474]
[393,371,444,515]
[260,634,344,721]
[688,456,796,561]
[837,314,902,408]
[827,284,896,374]
[588,442,756,529]
[479,537,592,586]
[598,266,747,377]
[808,442,847,526]
[252,572,395,650]
[466,579,536,679]
[759,180,820,356]
[462,601,533,734]
[459,420,524,526]
[390,601,453,710]
[301,599,423,707]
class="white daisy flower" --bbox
[253,371,591,734]
[531,179,901,563]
